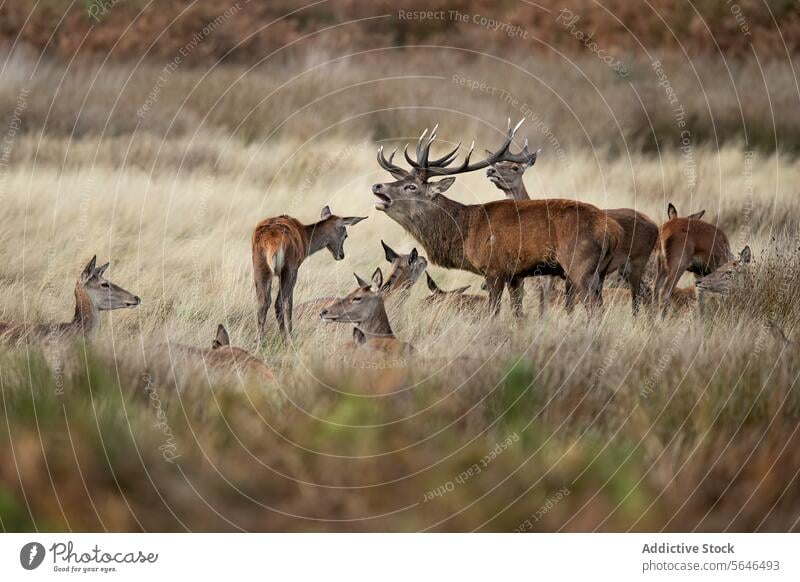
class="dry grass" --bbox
[1,50,799,532]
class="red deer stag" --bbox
[252,205,366,340]
[654,203,733,315]
[372,121,623,316]
[320,270,415,356]
[486,142,658,313]
[0,256,140,345]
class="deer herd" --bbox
[0,119,774,379]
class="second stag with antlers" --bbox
[372,121,623,315]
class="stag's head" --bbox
[78,256,141,311]
[485,141,539,193]
[380,240,428,295]
[320,270,385,324]
[695,246,752,294]
[316,205,367,261]
[372,120,527,219]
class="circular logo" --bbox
[19,542,46,570]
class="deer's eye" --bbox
[405,184,417,191]
[352,297,362,303]
[512,165,519,171]
[101,282,110,288]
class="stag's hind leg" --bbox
[484,276,505,317]
[508,276,525,319]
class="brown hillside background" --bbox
[2,0,799,63]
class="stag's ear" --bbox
[525,148,541,168]
[429,177,456,195]
[688,209,705,220]
[354,273,370,288]
[81,256,97,281]
[353,327,367,345]
[667,203,678,220]
[453,285,471,295]
[381,240,399,262]
[342,216,367,226]
[371,267,383,290]
[94,262,110,278]
[320,205,332,220]
[408,248,418,264]
[212,324,230,349]
[740,245,752,264]
[425,272,440,293]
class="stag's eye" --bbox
[512,165,519,171]
[405,184,417,191]
[352,297,362,303]
[101,282,110,288]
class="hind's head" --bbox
[78,256,141,311]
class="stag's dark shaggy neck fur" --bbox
[503,180,530,201]
[387,195,474,272]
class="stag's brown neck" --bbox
[503,181,530,201]
[70,285,99,334]
[304,221,330,256]
[358,304,395,339]
[387,195,473,271]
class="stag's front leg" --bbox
[485,276,505,317]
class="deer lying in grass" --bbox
[485,142,658,313]
[175,325,274,381]
[654,203,733,315]
[252,205,366,340]
[373,120,622,316]
[0,256,140,345]
[293,240,428,319]
[319,270,415,356]
[424,272,487,312]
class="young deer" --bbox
[293,240,428,319]
[424,272,487,312]
[187,325,274,381]
[486,143,658,313]
[654,203,733,315]
[319,270,415,356]
[373,120,622,316]
[0,256,140,345]
[252,205,366,340]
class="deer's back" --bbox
[607,208,659,258]
[659,218,732,274]
[252,215,308,268]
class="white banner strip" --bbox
[1,533,798,580]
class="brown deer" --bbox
[293,240,428,319]
[0,256,140,345]
[424,272,488,312]
[252,205,366,340]
[694,246,752,295]
[485,142,658,313]
[372,121,623,316]
[319,270,415,356]
[176,324,274,381]
[654,203,733,315]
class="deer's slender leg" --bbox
[282,270,298,336]
[628,264,646,316]
[658,253,690,317]
[254,257,273,340]
[508,276,525,319]
[485,276,505,317]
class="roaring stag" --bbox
[252,205,366,340]
[0,256,140,345]
[485,141,658,313]
[372,121,623,315]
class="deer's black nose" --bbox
[372,183,383,193]
[486,167,496,176]
[319,309,328,317]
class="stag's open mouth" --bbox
[373,192,392,210]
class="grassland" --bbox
[1,47,799,532]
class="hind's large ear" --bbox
[354,273,370,288]
[429,177,456,195]
[688,209,705,220]
[408,248,418,264]
[320,205,332,220]
[353,327,367,345]
[381,240,399,262]
[667,203,678,220]
[425,272,439,293]
[94,262,110,278]
[212,324,230,349]
[452,285,471,295]
[371,267,383,290]
[739,245,752,264]
[342,216,367,226]
[81,256,97,281]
